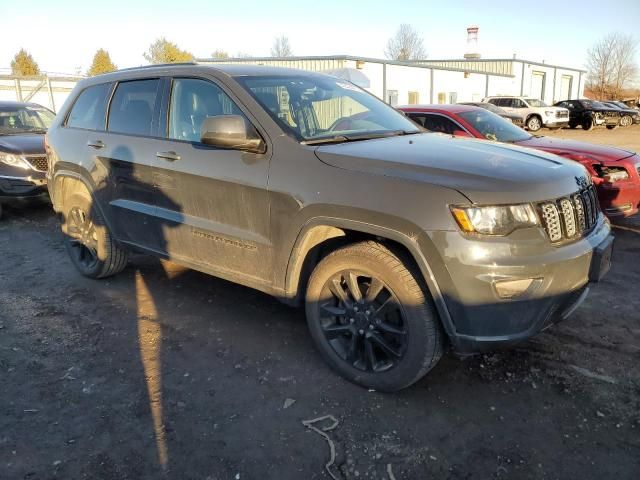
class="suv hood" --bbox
[314,133,589,204]
[0,133,45,155]
[516,135,635,162]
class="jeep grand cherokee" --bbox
[46,64,613,391]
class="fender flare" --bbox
[284,216,457,339]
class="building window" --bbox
[387,90,398,107]
[408,91,420,105]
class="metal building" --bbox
[198,55,586,107]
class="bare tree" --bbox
[271,36,293,57]
[211,49,229,59]
[587,33,638,99]
[385,24,427,61]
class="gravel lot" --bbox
[1,129,639,479]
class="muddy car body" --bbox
[46,64,613,391]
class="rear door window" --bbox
[421,114,460,134]
[66,83,112,130]
[108,79,160,136]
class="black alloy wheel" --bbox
[318,270,408,373]
[65,206,99,270]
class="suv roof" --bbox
[84,63,326,83]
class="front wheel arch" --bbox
[284,219,458,342]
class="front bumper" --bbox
[427,218,612,354]
[543,119,569,128]
[0,173,49,204]
[596,181,640,217]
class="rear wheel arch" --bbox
[284,218,457,340]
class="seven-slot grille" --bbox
[538,186,599,243]
[24,154,48,172]
[556,111,569,119]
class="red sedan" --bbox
[399,104,640,218]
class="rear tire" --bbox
[526,115,542,132]
[305,241,444,391]
[606,124,618,130]
[62,191,128,279]
[569,122,578,129]
[582,117,594,130]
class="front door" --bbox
[152,76,272,284]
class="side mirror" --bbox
[200,115,265,154]
[452,129,472,138]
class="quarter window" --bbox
[168,78,243,142]
[108,79,160,136]
[66,83,112,130]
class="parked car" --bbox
[0,101,54,219]
[47,65,613,391]
[600,101,640,127]
[399,104,640,218]
[483,96,569,131]
[553,99,621,130]
[457,101,524,126]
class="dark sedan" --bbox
[554,99,621,130]
[601,101,640,126]
[0,101,54,218]
[457,101,524,126]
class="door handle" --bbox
[87,139,105,149]
[156,151,181,162]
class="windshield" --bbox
[458,109,531,143]
[525,98,548,107]
[0,105,55,135]
[236,75,420,142]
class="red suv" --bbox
[399,104,640,218]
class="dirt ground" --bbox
[545,123,640,153]
[1,132,640,479]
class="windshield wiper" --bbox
[302,129,420,146]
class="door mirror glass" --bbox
[200,115,265,153]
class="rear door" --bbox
[99,78,166,250]
[151,76,272,283]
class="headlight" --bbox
[545,110,555,116]
[451,204,539,236]
[0,152,32,170]
[603,167,629,182]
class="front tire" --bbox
[582,117,594,130]
[526,115,542,132]
[62,192,128,278]
[621,115,631,127]
[305,241,444,391]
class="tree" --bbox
[143,37,194,64]
[587,33,638,100]
[384,24,427,61]
[11,49,40,76]
[211,49,229,59]
[87,49,117,76]
[271,36,293,57]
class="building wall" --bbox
[512,61,584,104]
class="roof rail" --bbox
[115,62,198,72]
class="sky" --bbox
[1,0,639,76]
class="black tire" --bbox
[62,191,128,279]
[606,124,618,130]
[526,115,542,132]
[621,115,631,127]
[305,241,444,391]
[582,117,594,131]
